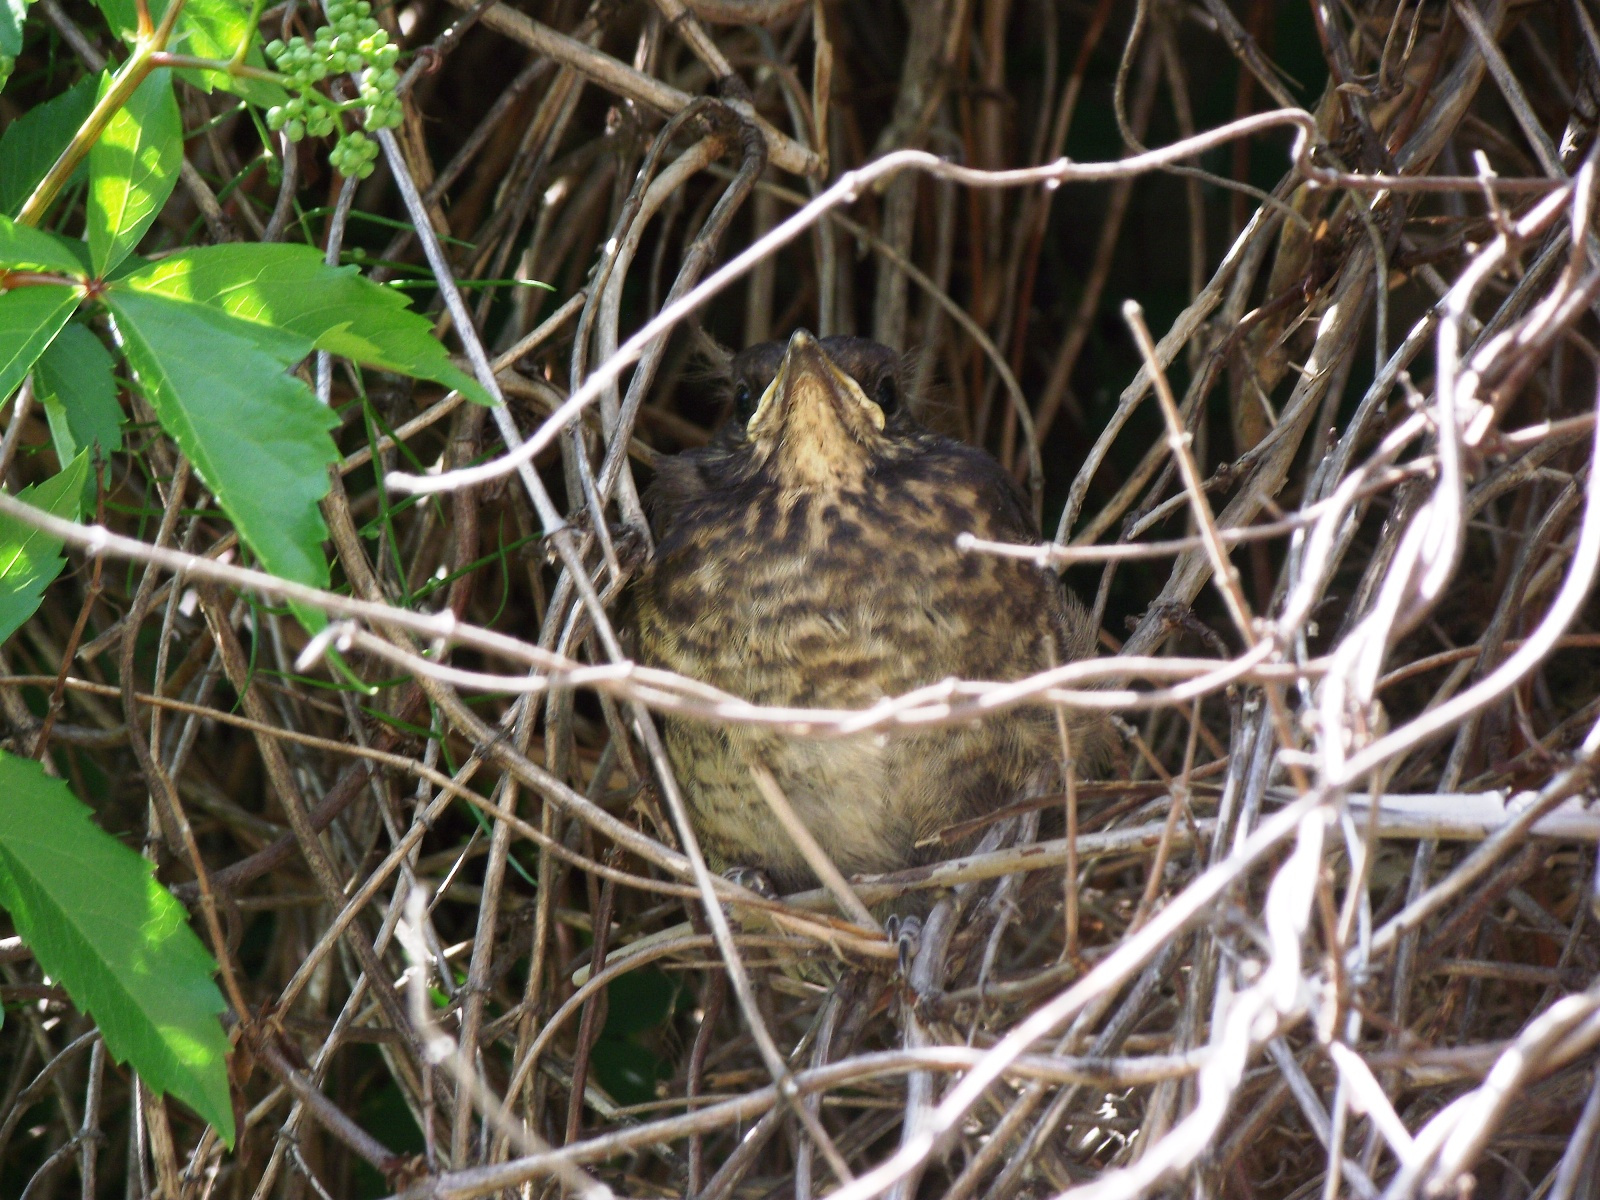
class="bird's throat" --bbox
[764,374,876,491]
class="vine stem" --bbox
[16,0,191,229]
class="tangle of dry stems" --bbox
[6,3,1600,1200]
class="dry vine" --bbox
[4,2,1600,1199]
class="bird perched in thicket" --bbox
[631,330,1103,895]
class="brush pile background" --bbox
[3,1,1600,1197]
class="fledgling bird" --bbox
[632,330,1102,894]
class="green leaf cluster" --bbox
[0,752,235,1143]
[2,219,489,623]
[0,0,499,1145]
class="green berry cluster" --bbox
[263,0,403,179]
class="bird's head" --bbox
[727,330,906,489]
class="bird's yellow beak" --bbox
[745,329,887,441]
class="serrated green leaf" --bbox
[0,211,89,274]
[87,68,180,275]
[1,0,28,75]
[121,244,494,405]
[0,284,79,403]
[34,321,123,465]
[0,750,234,1143]
[104,287,338,603]
[0,74,101,217]
[0,450,85,640]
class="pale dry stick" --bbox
[386,1044,1206,1200]
[1062,800,1330,1200]
[592,123,767,509]
[1056,199,1276,544]
[1324,1042,1417,1164]
[1122,243,1374,659]
[793,978,853,1200]
[113,462,251,1033]
[0,380,34,484]
[888,819,1021,1200]
[569,105,716,509]
[1278,410,1434,644]
[801,788,1327,1200]
[0,488,1298,735]
[960,940,1188,1200]
[437,0,815,175]
[750,765,880,930]
[507,932,809,1108]
[0,1031,97,1178]
[1055,707,1080,963]
[584,133,724,529]
[0,676,711,894]
[1451,0,1565,179]
[1123,301,1257,647]
[1368,718,1600,960]
[447,690,539,1163]
[398,890,614,1200]
[651,0,741,88]
[390,109,1327,498]
[76,1039,104,1200]
[377,124,833,1174]
[333,616,1290,728]
[1396,987,1600,1198]
[962,463,1426,566]
[1548,1064,1600,1200]
[1330,382,1600,793]
[249,742,457,1200]
[1264,1038,1379,1200]
[342,295,590,473]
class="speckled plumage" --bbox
[632,331,1101,892]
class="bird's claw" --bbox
[884,913,922,973]
[721,865,777,900]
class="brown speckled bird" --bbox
[632,330,1101,894]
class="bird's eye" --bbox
[734,380,756,421]
[875,374,898,414]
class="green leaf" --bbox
[590,1038,671,1107]
[0,211,89,274]
[0,450,85,641]
[602,969,679,1038]
[103,287,339,602]
[87,68,181,275]
[121,244,494,405]
[0,751,234,1143]
[0,74,101,217]
[0,284,79,403]
[1,0,29,90]
[91,0,283,104]
[34,321,123,465]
